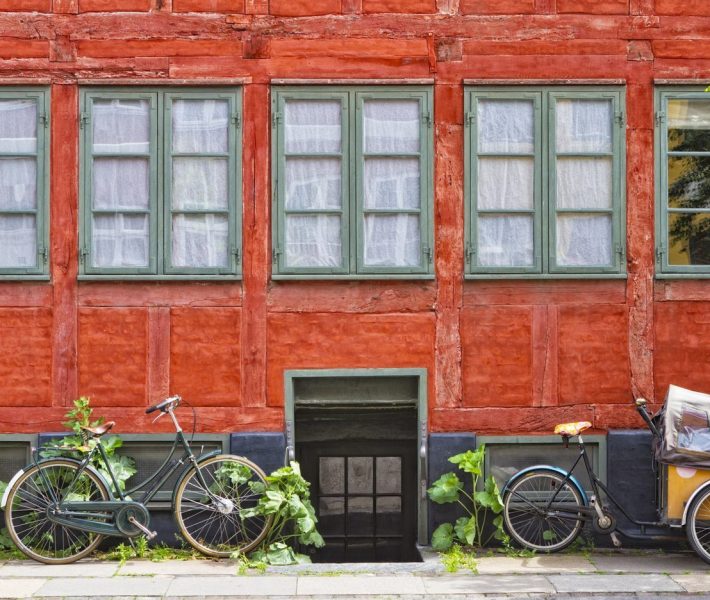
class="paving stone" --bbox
[591,553,707,573]
[421,574,554,595]
[0,561,119,578]
[549,573,684,593]
[119,559,236,576]
[297,575,426,595]
[167,575,297,596]
[671,573,710,593]
[476,555,595,574]
[36,576,173,597]
[0,578,45,599]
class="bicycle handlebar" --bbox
[635,397,661,437]
[146,395,181,415]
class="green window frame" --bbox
[79,87,242,279]
[465,86,626,279]
[0,87,49,279]
[271,86,434,279]
[656,86,710,277]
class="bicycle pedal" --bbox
[610,532,622,548]
[128,516,157,540]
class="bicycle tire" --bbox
[686,486,710,565]
[4,458,110,564]
[503,469,585,552]
[174,454,272,557]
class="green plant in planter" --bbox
[40,397,136,495]
[238,461,324,567]
[428,445,505,551]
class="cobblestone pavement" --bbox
[1,550,709,599]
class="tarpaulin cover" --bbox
[657,384,710,468]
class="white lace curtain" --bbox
[0,99,38,268]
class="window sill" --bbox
[272,273,435,281]
[78,274,242,282]
[0,275,50,282]
[656,273,710,280]
[465,273,627,281]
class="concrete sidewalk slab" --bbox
[0,560,119,578]
[476,555,595,574]
[549,573,684,593]
[36,575,173,598]
[119,559,236,576]
[672,573,710,593]
[590,552,707,573]
[167,575,297,597]
[0,578,45,599]
[297,575,425,596]
[421,574,554,595]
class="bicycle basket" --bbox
[657,384,710,468]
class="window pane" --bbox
[556,157,612,210]
[172,99,229,154]
[0,158,36,210]
[285,215,342,268]
[0,99,37,153]
[376,497,402,535]
[556,214,612,267]
[92,214,149,268]
[0,215,36,267]
[347,497,373,536]
[172,214,229,268]
[172,157,228,211]
[363,214,420,267]
[285,158,341,210]
[478,157,534,210]
[668,99,710,152]
[477,99,534,154]
[375,457,401,494]
[93,99,150,154]
[363,100,419,154]
[668,156,710,209]
[319,497,345,535]
[668,213,710,266]
[285,100,341,154]
[93,158,150,210]
[348,457,373,494]
[319,457,345,494]
[478,215,534,267]
[556,99,612,153]
[364,158,420,210]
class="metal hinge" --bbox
[231,246,241,264]
[80,113,90,129]
[465,242,476,265]
[655,112,666,127]
[79,247,89,264]
[656,244,666,262]
[272,248,282,264]
[423,246,433,264]
[616,244,626,260]
[615,111,625,128]
[231,114,241,128]
[39,246,48,264]
[39,114,48,129]
[272,112,282,127]
[465,112,475,128]
[422,112,432,128]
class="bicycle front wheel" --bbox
[686,486,710,564]
[174,454,272,557]
[503,469,585,552]
[4,458,110,564]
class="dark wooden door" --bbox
[299,439,418,562]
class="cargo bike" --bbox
[501,385,710,563]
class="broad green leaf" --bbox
[261,489,286,513]
[453,516,469,544]
[431,523,454,551]
[462,516,477,546]
[492,515,505,540]
[484,476,504,513]
[449,447,485,476]
[542,529,556,541]
[297,514,315,534]
[299,528,325,548]
[265,542,298,565]
[428,473,462,504]
[288,494,309,518]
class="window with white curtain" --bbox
[656,87,710,275]
[272,87,433,278]
[0,88,49,276]
[80,88,241,277]
[465,87,626,277]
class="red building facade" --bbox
[0,0,709,558]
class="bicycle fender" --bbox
[682,480,710,526]
[502,465,589,506]
[1,468,25,509]
[170,449,223,509]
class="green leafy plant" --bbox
[0,480,14,551]
[441,542,479,573]
[40,397,136,495]
[428,445,505,551]
[238,461,324,567]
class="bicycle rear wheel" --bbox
[4,458,110,564]
[174,454,272,557]
[503,469,585,552]
[686,486,710,564]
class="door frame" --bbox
[284,368,428,546]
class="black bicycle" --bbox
[2,396,272,564]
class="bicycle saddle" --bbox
[553,421,591,437]
[80,421,115,438]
